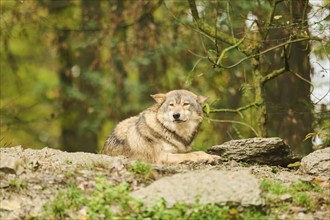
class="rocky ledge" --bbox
[0,139,329,219]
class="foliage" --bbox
[42,175,267,220]
[0,0,329,153]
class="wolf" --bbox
[101,89,220,164]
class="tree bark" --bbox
[262,0,313,154]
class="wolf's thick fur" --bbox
[102,90,220,164]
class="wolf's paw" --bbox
[187,151,221,164]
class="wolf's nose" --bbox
[173,113,180,120]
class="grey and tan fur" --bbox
[102,90,220,164]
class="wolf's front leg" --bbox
[159,151,221,164]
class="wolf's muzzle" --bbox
[173,113,181,120]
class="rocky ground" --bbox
[0,141,329,220]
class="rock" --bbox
[0,146,26,174]
[300,148,330,179]
[0,146,130,171]
[279,193,292,201]
[28,147,130,169]
[207,137,300,166]
[0,198,21,211]
[131,170,264,207]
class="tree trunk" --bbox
[262,0,313,155]
[57,0,101,153]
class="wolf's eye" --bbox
[183,102,190,106]
[169,103,175,107]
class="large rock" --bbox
[207,137,300,166]
[131,170,263,207]
[300,147,330,179]
[0,146,129,171]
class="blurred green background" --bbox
[1,0,329,155]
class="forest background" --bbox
[1,0,329,155]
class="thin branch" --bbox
[218,37,320,69]
[226,1,235,38]
[216,20,257,67]
[208,101,262,118]
[263,0,278,40]
[289,0,293,32]
[216,32,247,66]
[163,1,216,44]
[261,67,286,84]
[301,0,309,28]
[289,70,314,88]
[187,49,208,59]
[206,117,260,137]
[187,0,251,55]
[209,108,244,116]
[313,88,330,105]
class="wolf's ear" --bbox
[197,96,208,105]
[151,93,166,104]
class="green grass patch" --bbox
[42,182,85,219]
[261,179,325,212]
[8,178,27,191]
[261,179,323,195]
[141,199,267,220]
[261,179,287,195]
[41,175,267,219]
[130,160,152,177]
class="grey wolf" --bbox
[101,90,220,164]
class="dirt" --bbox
[0,146,329,219]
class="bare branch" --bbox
[289,70,314,87]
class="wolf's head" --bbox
[151,90,208,124]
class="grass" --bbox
[8,178,27,191]
[42,182,85,219]
[261,179,323,195]
[129,160,155,183]
[130,160,152,177]
[260,179,287,195]
[261,179,325,213]
[41,174,327,219]
[41,175,267,220]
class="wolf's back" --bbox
[102,116,138,157]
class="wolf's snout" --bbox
[173,113,180,120]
